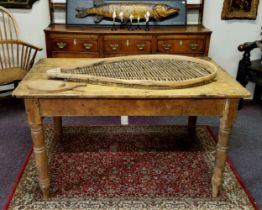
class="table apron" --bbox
[37,98,228,117]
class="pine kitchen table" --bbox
[13,57,250,199]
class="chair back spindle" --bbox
[0,6,41,87]
[0,6,19,40]
[0,41,39,70]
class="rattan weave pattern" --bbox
[47,55,217,88]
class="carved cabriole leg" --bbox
[24,99,50,199]
[53,117,62,142]
[212,99,239,197]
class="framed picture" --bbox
[221,0,259,19]
[0,0,39,9]
[66,0,187,26]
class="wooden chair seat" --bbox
[0,68,27,85]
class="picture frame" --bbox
[0,0,39,9]
[66,0,187,26]
[221,0,259,19]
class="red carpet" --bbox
[5,125,257,209]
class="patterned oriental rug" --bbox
[5,125,257,210]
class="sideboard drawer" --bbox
[104,35,152,54]
[51,38,99,52]
[51,38,76,51]
[157,38,205,54]
[104,40,151,54]
[128,40,151,53]
[104,40,126,53]
[77,39,98,52]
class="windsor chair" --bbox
[0,6,42,94]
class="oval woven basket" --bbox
[47,54,217,89]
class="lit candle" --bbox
[137,16,140,24]
[145,11,150,22]
[129,14,134,24]
[119,11,124,23]
[145,11,150,31]
[112,10,117,30]
[113,10,116,22]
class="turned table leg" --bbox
[25,99,50,198]
[212,99,239,197]
[53,117,62,142]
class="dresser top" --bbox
[45,24,212,35]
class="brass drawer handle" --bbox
[136,43,145,50]
[56,42,67,49]
[162,43,172,50]
[109,44,119,50]
[189,42,199,50]
[83,43,93,50]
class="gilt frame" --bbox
[221,0,259,19]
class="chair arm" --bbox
[17,40,42,51]
[0,39,42,51]
[238,40,260,52]
[0,39,42,70]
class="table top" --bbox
[13,57,250,99]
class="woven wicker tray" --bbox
[47,54,217,89]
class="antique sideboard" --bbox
[44,25,211,58]
[45,0,211,58]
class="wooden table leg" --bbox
[188,116,197,135]
[25,99,50,199]
[53,117,62,142]
[212,99,239,197]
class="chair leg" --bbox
[13,81,20,88]
[236,53,250,109]
[253,84,262,102]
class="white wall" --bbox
[203,0,262,94]
[9,0,50,62]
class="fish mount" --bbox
[66,0,187,29]
[75,0,179,30]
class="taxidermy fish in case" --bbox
[66,0,187,26]
[76,0,179,22]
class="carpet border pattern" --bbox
[6,125,256,210]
